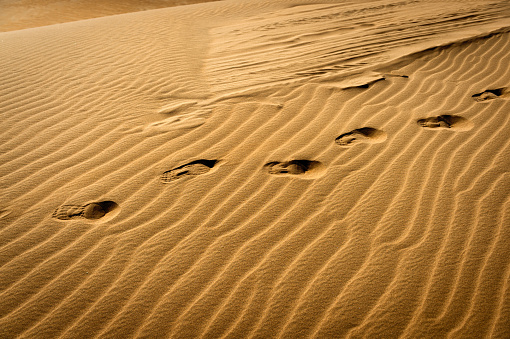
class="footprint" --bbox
[52,201,119,221]
[264,160,325,178]
[472,88,507,102]
[416,115,473,131]
[335,127,387,147]
[161,160,218,183]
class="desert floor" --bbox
[1,0,510,338]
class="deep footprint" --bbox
[472,88,507,102]
[264,160,324,177]
[161,159,218,183]
[417,115,473,131]
[52,201,119,220]
[335,127,387,147]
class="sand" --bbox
[0,0,224,32]
[1,0,510,338]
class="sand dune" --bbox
[1,0,510,338]
[0,0,224,32]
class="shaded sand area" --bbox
[0,0,224,32]
[1,0,510,338]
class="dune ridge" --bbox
[1,0,510,338]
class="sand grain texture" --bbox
[1,0,510,338]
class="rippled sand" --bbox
[1,1,510,338]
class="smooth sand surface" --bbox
[0,0,224,32]
[1,0,510,338]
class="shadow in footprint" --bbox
[161,159,218,183]
[53,201,119,221]
[335,127,387,147]
[264,160,325,178]
[472,88,507,102]
[417,115,473,131]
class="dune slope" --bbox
[0,0,224,32]
[1,0,510,338]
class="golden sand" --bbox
[1,0,510,338]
